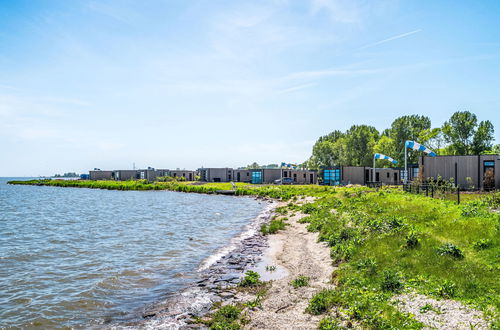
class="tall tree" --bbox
[388,115,431,164]
[373,136,397,167]
[472,120,494,154]
[442,111,494,155]
[343,125,379,166]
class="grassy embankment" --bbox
[8,180,499,328]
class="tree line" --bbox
[308,111,497,169]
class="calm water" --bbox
[0,178,265,328]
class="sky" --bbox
[1,0,499,176]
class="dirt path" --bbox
[240,210,334,330]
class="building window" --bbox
[251,171,262,184]
[323,169,340,185]
[387,172,390,178]
[303,173,306,178]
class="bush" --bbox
[318,317,344,330]
[291,275,310,288]
[239,271,261,287]
[436,243,464,259]
[380,269,403,292]
[306,289,338,315]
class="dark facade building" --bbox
[89,170,114,180]
[419,155,500,190]
[115,170,140,181]
[198,168,234,182]
[199,167,318,184]
[321,166,401,185]
[168,170,196,181]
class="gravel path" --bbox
[393,293,489,329]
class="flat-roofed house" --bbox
[419,155,500,190]
[169,170,196,181]
[198,168,233,182]
[320,166,400,185]
[89,170,113,180]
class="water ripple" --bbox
[0,178,264,328]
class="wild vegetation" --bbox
[295,187,499,328]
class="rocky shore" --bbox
[134,198,278,329]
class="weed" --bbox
[291,275,310,288]
[436,243,464,259]
[239,271,261,287]
[472,238,492,250]
[244,289,266,309]
[209,305,241,330]
[318,317,344,329]
[435,280,457,298]
[405,230,420,248]
[419,303,441,314]
[306,289,338,315]
[380,269,404,292]
[355,257,377,275]
[260,219,286,235]
[265,265,276,272]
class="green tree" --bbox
[373,136,397,167]
[246,162,260,169]
[442,111,494,155]
[310,140,338,168]
[310,130,346,168]
[388,115,431,164]
[472,120,494,154]
[343,125,379,166]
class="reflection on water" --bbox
[0,178,265,328]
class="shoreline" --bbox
[129,197,280,329]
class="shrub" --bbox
[472,238,492,250]
[239,271,261,287]
[318,317,344,330]
[436,243,464,259]
[306,289,338,315]
[291,275,310,289]
[380,269,403,292]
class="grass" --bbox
[291,275,310,289]
[260,219,287,235]
[300,188,499,328]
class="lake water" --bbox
[0,178,266,328]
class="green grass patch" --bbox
[260,219,286,235]
[291,275,310,289]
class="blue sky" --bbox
[1,0,499,176]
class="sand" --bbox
[232,204,335,330]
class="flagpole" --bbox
[373,156,376,183]
[404,147,407,184]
